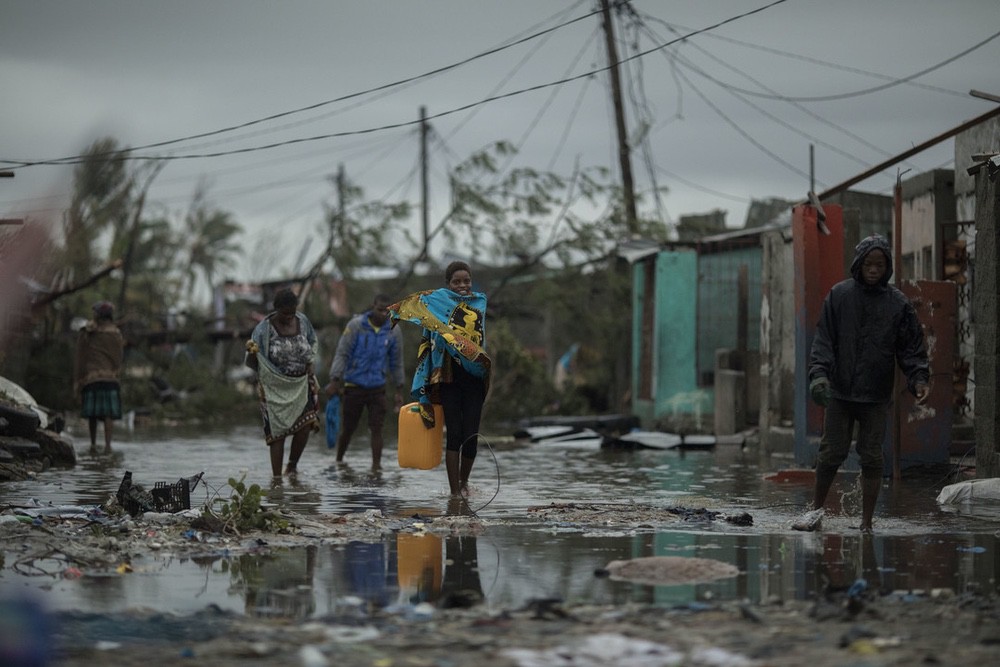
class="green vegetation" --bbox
[203,475,287,535]
[3,135,673,425]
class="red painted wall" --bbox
[793,204,844,465]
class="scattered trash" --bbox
[320,625,380,643]
[839,624,878,648]
[504,632,754,667]
[596,556,739,586]
[724,512,753,526]
[504,632,684,667]
[298,644,327,667]
[848,578,868,598]
[791,508,824,532]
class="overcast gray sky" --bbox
[2,0,998,281]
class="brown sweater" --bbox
[74,320,124,389]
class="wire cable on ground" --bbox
[453,432,501,518]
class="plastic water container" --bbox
[398,402,443,469]
[396,532,442,596]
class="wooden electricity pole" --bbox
[600,0,638,234]
[420,105,430,261]
[600,0,639,412]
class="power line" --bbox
[639,13,898,162]
[2,0,790,168]
[651,164,751,204]
[672,64,817,184]
[662,47,873,167]
[547,74,596,171]
[620,11,670,224]
[2,4,601,168]
[663,20,977,100]
[684,28,1000,103]
[441,0,589,143]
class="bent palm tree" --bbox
[183,185,243,301]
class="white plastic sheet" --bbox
[936,478,1000,504]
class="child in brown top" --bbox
[74,301,124,452]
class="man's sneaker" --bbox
[791,508,824,531]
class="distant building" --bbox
[675,209,726,242]
[743,197,797,229]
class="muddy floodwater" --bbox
[2,422,1000,665]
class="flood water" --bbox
[2,421,999,623]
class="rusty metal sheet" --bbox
[893,280,957,468]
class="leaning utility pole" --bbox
[420,105,430,261]
[600,0,638,234]
[600,0,639,413]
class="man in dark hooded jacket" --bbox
[798,234,929,532]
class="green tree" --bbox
[61,138,131,282]
[432,142,671,414]
[182,183,243,302]
[123,215,185,322]
[322,170,410,280]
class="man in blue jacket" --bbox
[327,294,405,468]
[800,234,929,532]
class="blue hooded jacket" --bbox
[328,310,404,390]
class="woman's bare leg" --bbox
[285,428,309,476]
[103,417,114,451]
[269,438,286,477]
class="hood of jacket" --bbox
[849,234,893,287]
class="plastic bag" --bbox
[936,478,1000,504]
[325,395,341,449]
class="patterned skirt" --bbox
[81,381,122,419]
[259,374,320,445]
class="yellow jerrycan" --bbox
[398,402,443,469]
[396,532,442,601]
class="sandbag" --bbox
[936,478,1000,504]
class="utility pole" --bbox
[420,106,430,260]
[336,164,346,221]
[327,164,346,264]
[600,0,638,234]
[0,171,22,226]
[600,0,639,413]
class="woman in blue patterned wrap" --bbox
[390,261,491,498]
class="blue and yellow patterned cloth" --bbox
[390,288,491,428]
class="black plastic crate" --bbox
[151,478,190,513]
[116,471,203,516]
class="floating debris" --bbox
[596,556,739,585]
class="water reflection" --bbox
[440,535,484,608]
[230,546,317,619]
[264,476,322,514]
[339,540,395,607]
[395,533,484,608]
[3,426,1000,618]
[397,533,440,604]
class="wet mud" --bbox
[2,425,999,665]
